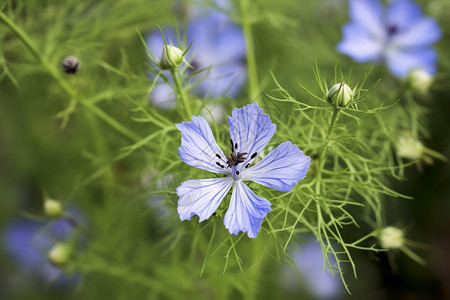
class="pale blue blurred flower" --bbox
[176,102,311,238]
[146,10,246,108]
[293,241,343,299]
[338,0,441,78]
[2,209,83,284]
[281,239,343,300]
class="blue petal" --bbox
[386,0,422,31]
[223,180,271,238]
[187,14,247,99]
[228,102,276,172]
[195,63,247,99]
[177,116,230,174]
[337,24,384,62]
[385,47,437,78]
[242,141,311,192]
[149,83,177,109]
[177,178,234,222]
[349,0,384,37]
[223,181,271,238]
[3,218,70,283]
[146,28,181,61]
[392,17,441,48]
[212,25,246,63]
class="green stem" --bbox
[171,69,192,118]
[315,107,340,195]
[240,0,259,101]
[0,11,141,143]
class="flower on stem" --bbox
[338,0,441,78]
[176,102,311,238]
[2,207,85,284]
[146,10,246,109]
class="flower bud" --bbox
[160,45,184,70]
[379,226,404,249]
[48,243,71,267]
[62,56,80,74]
[44,198,64,219]
[397,134,423,160]
[407,69,433,94]
[327,83,353,108]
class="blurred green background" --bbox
[1,0,450,299]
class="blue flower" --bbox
[338,0,441,78]
[176,102,311,238]
[281,238,343,300]
[146,10,247,108]
[2,209,83,284]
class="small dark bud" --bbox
[62,56,80,74]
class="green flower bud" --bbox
[397,134,423,160]
[379,226,404,249]
[407,69,433,94]
[44,198,64,219]
[160,45,184,70]
[327,83,353,108]
[48,243,71,267]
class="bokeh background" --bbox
[1,0,450,299]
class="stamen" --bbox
[251,152,257,159]
[386,24,398,36]
[216,154,222,159]
[216,162,221,167]
[235,143,238,150]
[236,171,240,175]
[230,139,234,151]
[245,164,250,168]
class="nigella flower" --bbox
[176,102,311,238]
[146,10,246,108]
[2,209,84,284]
[281,238,343,300]
[338,0,441,78]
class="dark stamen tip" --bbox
[251,152,257,159]
[245,164,250,168]
[235,143,238,150]
[216,154,221,159]
[236,171,240,175]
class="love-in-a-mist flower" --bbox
[3,206,84,285]
[280,238,343,300]
[146,10,246,108]
[338,0,441,78]
[3,217,79,284]
[176,102,311,238]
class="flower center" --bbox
[386,24,398,37]
[214,139,257,171]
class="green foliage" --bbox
[1,0,449,299]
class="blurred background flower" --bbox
[2,207,84,286]
[337,0,441,77]
[146,4,247,109]
[280,238,343,300]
